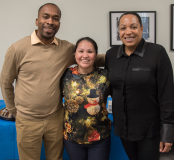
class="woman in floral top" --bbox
[62,37,111,160]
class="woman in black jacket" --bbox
[105,11,174,160]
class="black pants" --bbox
[121,135,160,160]
[64,135,111,160]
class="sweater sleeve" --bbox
[95,53,105,67]
[105,52,113,97]
[0,45,18,117]
[157,47,174,143]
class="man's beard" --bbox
[42,33,55,39]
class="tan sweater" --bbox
[0,31,105,119]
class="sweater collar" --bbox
[31,30,58,46]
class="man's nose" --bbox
[47,18,53,24]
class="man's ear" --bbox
[58,22,61,30]
[35,18,38,26]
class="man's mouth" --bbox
[47,28,54,31]
[43,27,55,33]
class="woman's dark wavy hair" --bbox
[74,37,98,55]
[119,11,142,27]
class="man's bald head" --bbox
[38,3,61,17]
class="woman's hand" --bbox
[159,141,173,152]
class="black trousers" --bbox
[121,135,160,160]
[64,135,111,160]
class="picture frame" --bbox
[109,11,156,46]
[171,4,174,50]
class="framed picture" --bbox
[171,4,174,50]
[109,11,156,46]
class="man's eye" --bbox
[43,16,49,19]
[88,51,93,53]
[54,18,59,21]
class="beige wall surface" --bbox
[0,0,174,99]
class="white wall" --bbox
[0,0,174,99]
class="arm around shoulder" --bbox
[95,53,105,67]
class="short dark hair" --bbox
[119,11,142,27]
[38,3,61,17]
[74,37,98,55]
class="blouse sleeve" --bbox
[157,47,174,143]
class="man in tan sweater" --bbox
[0,3,104,160]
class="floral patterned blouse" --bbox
[62,66,111,144]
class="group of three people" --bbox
[0,3,174,160]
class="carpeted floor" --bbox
[160,145,174,160]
